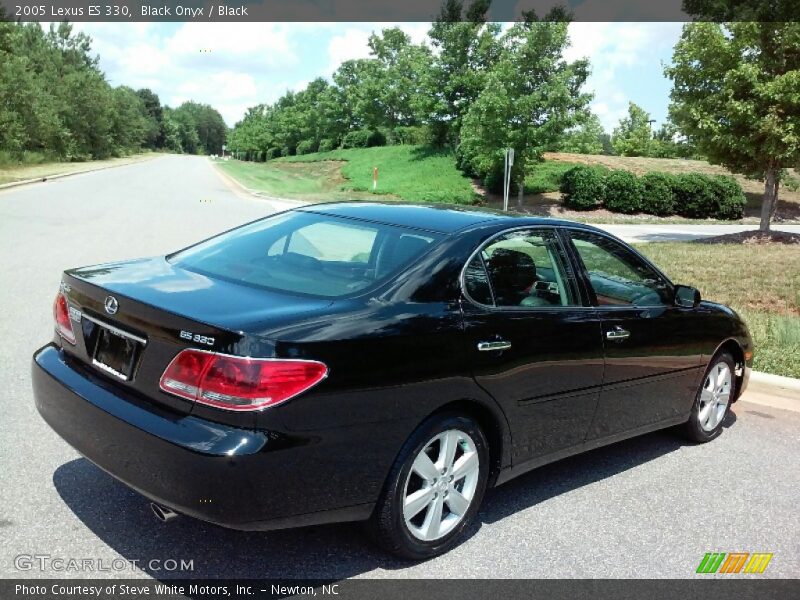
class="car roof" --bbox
[297,202,605,235]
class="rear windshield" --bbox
[169,211,442,297]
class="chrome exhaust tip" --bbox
[150,502,178,523]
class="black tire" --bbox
[682,352,736,443]
[367,413,490,560]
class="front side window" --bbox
[464,229,578,308]
[569,231,672,306]
[171,211,441,297]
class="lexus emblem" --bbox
[104,295,119,315]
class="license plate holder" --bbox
[92,326,139,381]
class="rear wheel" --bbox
[368,413,489,560]
[682,352,736,443]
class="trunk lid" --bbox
[60,257,333,415]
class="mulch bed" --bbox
[694,231,800,245]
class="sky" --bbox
[72,21,685,132]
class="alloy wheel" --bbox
[402,429,480,542]
[698,362,732,432]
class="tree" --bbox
[171,101,227,155]
[558,113,606,154]
[665,22,800,230]
[649,120,698,159]
[136,88,164,148]
[458,15,591,193]
[611,102,653,157]
[367,28,432,130]
[428,0,501,147]
[111,86,149,153]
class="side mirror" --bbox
[674,284,701,308]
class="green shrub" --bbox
[318,138,336,152]
[483,169,503,194]
[296,140,317,155]
[265,147,281,160]
[709,175,746,220]
[342,129,386,149]
[669,173,744,219]
[280,146,294,157]
[640,172,676,216]
[390,126,427,145]
[526,161,584,194]
[671,173,717,218]
[603,170,644,213]
[560,165,605,210]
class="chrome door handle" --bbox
[477,340,512,352]
[606,326,630,341]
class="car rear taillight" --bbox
[53,292,76,345]
[159,349,328,411]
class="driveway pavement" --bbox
[1,155,797,580]
[596,223,800,243]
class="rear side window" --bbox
[170,211,441,297]
[463,229,578,308]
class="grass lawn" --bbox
[219,146,479,204]
[215,158,378,202]
[0,152,163,186]
[635,242,800,378]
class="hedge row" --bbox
[560,166,746,219]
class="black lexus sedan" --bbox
[33,202,753,559]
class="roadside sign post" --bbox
[503,148,514,211]
[373,167,378,191]
[221,144,226,159]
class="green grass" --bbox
[215,158,369,201]
[635,242,800,378]
[0,152,162,186]
[280,146,479,203]
[525,161,606,194]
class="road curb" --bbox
[750,370,800,393]
[0,154,162,191]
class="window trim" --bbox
[459,225,587,312]
[562,227,676,309]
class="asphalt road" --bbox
[1,155,798,580]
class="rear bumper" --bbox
[32,344,373,530]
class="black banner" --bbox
[3,579,799,600]
[2,0,798,23]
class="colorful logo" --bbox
[696,552,773,574]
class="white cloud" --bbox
[75,22,310,125]
[325,22,431,74]
[326,28,373,73]
[564,22,682,131]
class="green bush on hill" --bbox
[561,165,605,210]
[709,175,747,220]
[342,129,386,149]
[296,140,317,155]
[603,170,644,213]
[640,173,677,215]
[558,166,745,219]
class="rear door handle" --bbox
[477,340,512,352]
[605,326,630,341]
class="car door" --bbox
[460,227,605,467]
[564,229,705,440]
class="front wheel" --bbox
[682,352,736,443]
[368,413,489,560]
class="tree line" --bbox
[227,1,702,194]
[0,15,227,162]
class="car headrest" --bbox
[486,248,537,293]
[376,235,431,277]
